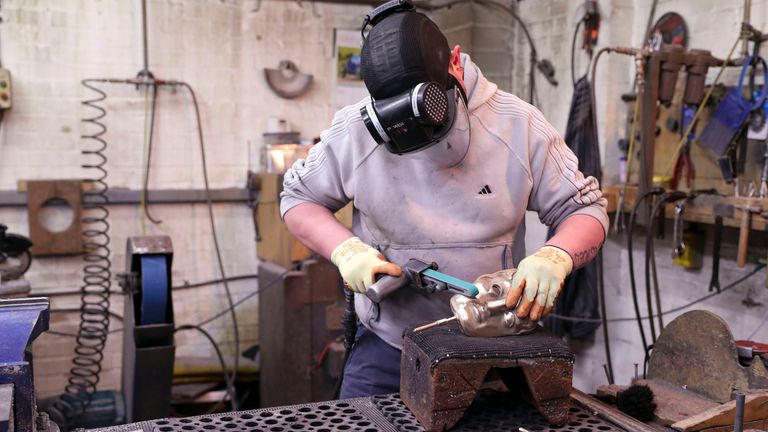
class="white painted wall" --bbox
[515,0,768,392]
[0,0,368,398]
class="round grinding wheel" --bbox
[139,255,169,325]
[647,310,768,403]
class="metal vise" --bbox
[0,297,50,432]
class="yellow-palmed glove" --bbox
[330,237,402,293]
[505,246,573,321]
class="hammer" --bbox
[736,204,761,268]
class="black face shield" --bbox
[359,0,466,154]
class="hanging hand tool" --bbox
[699,56,767,163]
[672,202,686,259]
[709,215,723,292]
[366,258,479,303]
[760,139,768,197]
[671,105,697,190]
[736,204,761,268]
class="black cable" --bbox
[196,269,293,328]
[174,274,260,290]
[335,287,358,398]
[548,263,766,324]
[571,18,584,87]
[642,343,653,379]
[644,195,665,341]
[179,81,240,411]
[644,191,686,342]
[142,83,162,224]
[596,249,614,385]
[626,188,663,352]
[174,324,236,412]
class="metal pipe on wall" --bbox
[743,0,752,58]
[0,188,255,207]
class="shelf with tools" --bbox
[604,185,768,231]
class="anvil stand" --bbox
[400,323,574,432]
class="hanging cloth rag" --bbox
[544,76,602,339]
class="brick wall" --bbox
[0,0,368,398]
[515,0,768,391]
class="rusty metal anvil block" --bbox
[400,324,574,431]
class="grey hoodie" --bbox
[280,54,608,349]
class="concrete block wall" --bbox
[0,0,368,398]
[431,2,516,92]
[514,0,768,391]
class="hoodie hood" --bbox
[460,53,498,112]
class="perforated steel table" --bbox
[88,391,628,432]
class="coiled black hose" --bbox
[48,80,113,430]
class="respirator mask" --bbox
[359,0,467,155]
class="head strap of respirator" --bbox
[359,0,468,155]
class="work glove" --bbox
[505,246,573,321]
[330,237,402,293]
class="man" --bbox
[280,4,607,398]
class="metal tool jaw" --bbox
[450,269,537,337]
[0,297,50,432]
[365,259,479,303]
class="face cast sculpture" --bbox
[450,269,539,337]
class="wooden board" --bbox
[571,389,659,432]
[672,391,768,431]
[639,379,719,425]
[605,185,768,231]
[26,179,83,256]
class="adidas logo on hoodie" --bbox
[476,184,494,198]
